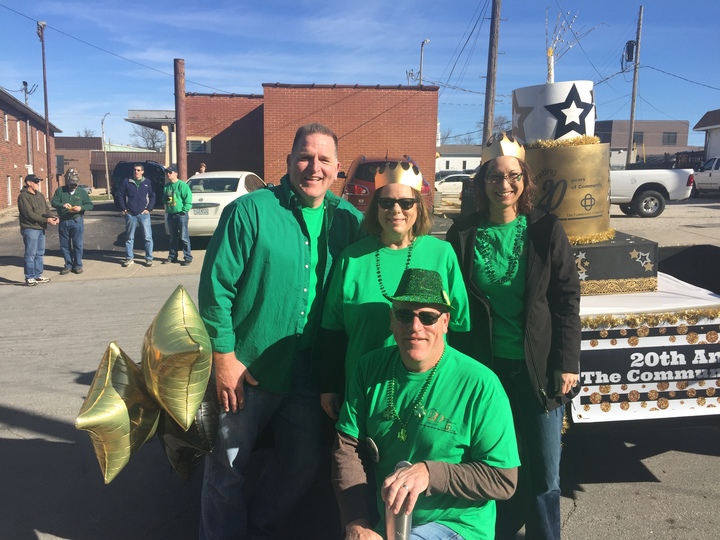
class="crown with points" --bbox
[481,132,525,162]
[373,160,423,191]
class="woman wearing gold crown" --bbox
[446,133,581,540]
[313,160,470,421]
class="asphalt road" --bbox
[1,197,720,539]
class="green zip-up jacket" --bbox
[199,175,364,393]
[51,185,94,220]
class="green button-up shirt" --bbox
[198,175,364,393]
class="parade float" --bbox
[511,78,720,424]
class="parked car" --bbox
[341,156,433,213]
[435,173,470,196]
[77,184,93,195]
[110,160,167,208]
[184,171,267,236]
[694,156,720,194]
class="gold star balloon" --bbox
[142,285,212,431]
[75,342,161,484]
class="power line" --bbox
[642,65,720,92]
[0,2,231,94]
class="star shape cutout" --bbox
[544,83,594,139]
[629,249,640,259]
[512,91,533,142]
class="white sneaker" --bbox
[35,276,51,284]
[122,259,134,267]
[26,278,37,287]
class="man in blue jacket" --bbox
[114,163,156,267]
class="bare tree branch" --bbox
[130,125,166,151]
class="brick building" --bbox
[183,84,439,195]
[0,88,61,208]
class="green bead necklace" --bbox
[375,237,414,298]
[382,348,444,441]
[476,215,526,284]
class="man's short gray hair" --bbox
[291,123,338,158]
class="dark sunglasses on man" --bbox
[393,308,443,326]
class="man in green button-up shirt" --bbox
[198,123,364,539]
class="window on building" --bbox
[2,112,7,141]
[662,132,677,145]
[187,138,211,153]
[462,160,467,169]
[632,132,644,144]
[16,120,21,145]
[445,160,450,169]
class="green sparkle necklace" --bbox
[476,215,526,284]
[382,348,444,441]
[375,237,414,298]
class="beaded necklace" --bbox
[374,237,414,298]
[382,348,444,441]
[476,215,526,285]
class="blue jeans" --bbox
[410,522,464,540]
[165,212,192,262]
[493,361,563,540]
[124,213,153,261]
[59,218,84,269]
[21,228,46,279]
[200,351,324,540]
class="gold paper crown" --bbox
[374,160,423,191]
[481,132,525,162]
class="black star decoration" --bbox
[512,91,533,142]
[543,83,594,139]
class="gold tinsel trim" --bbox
[569,229,616,245]
[582,308,720,330]
[581,277,657,296]
[526,135,601,149]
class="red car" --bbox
[341,156,434,213]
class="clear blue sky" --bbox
[0,0,716,148]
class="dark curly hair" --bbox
[364,185,433,237]
[473,157,537,218]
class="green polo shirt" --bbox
[198,175,364,393]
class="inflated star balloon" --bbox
[142,285,212,431]
[75,342,161,484]
[77,285,215,483]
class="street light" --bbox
[419,39,430,86]
[101,112,111,200]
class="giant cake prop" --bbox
[512,80,657,294]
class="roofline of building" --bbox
[0,87,62,133]
[261,82,440,91]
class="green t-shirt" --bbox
[299,204,325,349]
[320,235,471,391]
[337,345,520,540]
[472,216,527,360]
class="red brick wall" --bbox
[262,84,438,195]
[0,108,58,208]
[185,94,264,177]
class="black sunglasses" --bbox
[393,308,443,326]
[377,198,417,210]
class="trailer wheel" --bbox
[619,204,637,216]
[632,190,666,218]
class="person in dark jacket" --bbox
[114,163,156,267]
[51,168,93,275]
[446,133,581,540]
[18,174,59,286]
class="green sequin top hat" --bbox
[388,268,452,309]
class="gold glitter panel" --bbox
[580,277,658,296]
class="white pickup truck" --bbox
[609,168,695,218]
[694,156,720,194]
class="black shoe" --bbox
[60,268,71,275]
[180,260,193,266]
[72,267,83,274]
[163,258,178,265]
[145,260,154,267]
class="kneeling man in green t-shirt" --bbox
[333,268,520,540]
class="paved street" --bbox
[1,196,719,539]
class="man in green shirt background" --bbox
[198,123,364,539]
[162,164,193,265]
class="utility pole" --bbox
[626,6,643,167]
[101,113,111,200]
[419,39,430,85]
[37,21,52,186]
[483,0,501,144]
